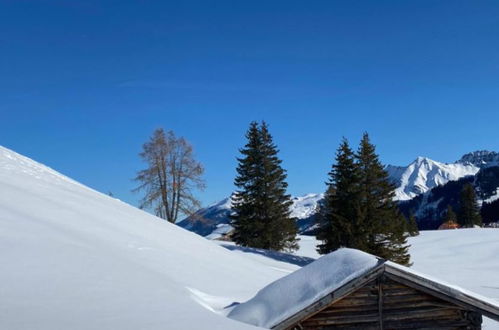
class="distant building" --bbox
[438,220,460,230]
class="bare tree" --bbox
[133,128,205,223]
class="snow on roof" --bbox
[206,223,234,240]
[385,261,499,318]
[228,248,381,328]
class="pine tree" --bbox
[458,184,482,228]
[231,121,298,252]
[444,205,457,223]
[316,139,363,254]
[407,213,419,236]
[230,122,260,247]
[356,133,411,265]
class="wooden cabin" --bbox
[228,249,499,330]
[275,261,499,329]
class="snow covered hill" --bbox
[0,146,302,330]
[177,193,323,239]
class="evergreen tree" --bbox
[444,205,457,223]
[231,121,298,252]
[356,133,411,265]
[407,213,419,236]
[458,184,482,228]
[316,139,363,254]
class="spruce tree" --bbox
[230,122,261,247]
[407,213,419,236]
[444,205,457,223]
[458,184,482,228]
[231,121,298,252]
[356,133,411,265]
[316,139,363,254]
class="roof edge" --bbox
[272,259,386,330]
[273,260,499,329]
[385,262,499,322]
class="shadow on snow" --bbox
[220,244,314,267]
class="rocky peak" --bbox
[457,151,499,168]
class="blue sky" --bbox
[1,1,499,211]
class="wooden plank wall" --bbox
[293,277,482,330]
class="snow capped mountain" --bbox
[457,150,499,168]
[178,196,234,236]
[177,193,323,238]
[290,193,323,219]
[386,156,480,201]
[393,163,499,228]
[181,150,499,238]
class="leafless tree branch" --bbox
[133,128,205,223]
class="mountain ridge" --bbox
[386,156,480,201]
[179,150,499,237]
[178,193,324,239]
[456,150,499,168]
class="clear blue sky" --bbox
[1,1,499,211]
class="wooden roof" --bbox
[273,261,499,330]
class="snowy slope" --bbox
[0,146,302,330]
[290,193,323,219]
[484,188,499,204]
[386,156,479,201]
[178,193,323,239]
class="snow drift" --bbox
[0,146,298,330]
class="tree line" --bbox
[133,122,484,266]
[442,184,482,228]
[229,122,413,265]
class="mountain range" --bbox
[178,193,324,239]
[178,151,499,237]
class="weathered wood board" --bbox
[286,277,482,330]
